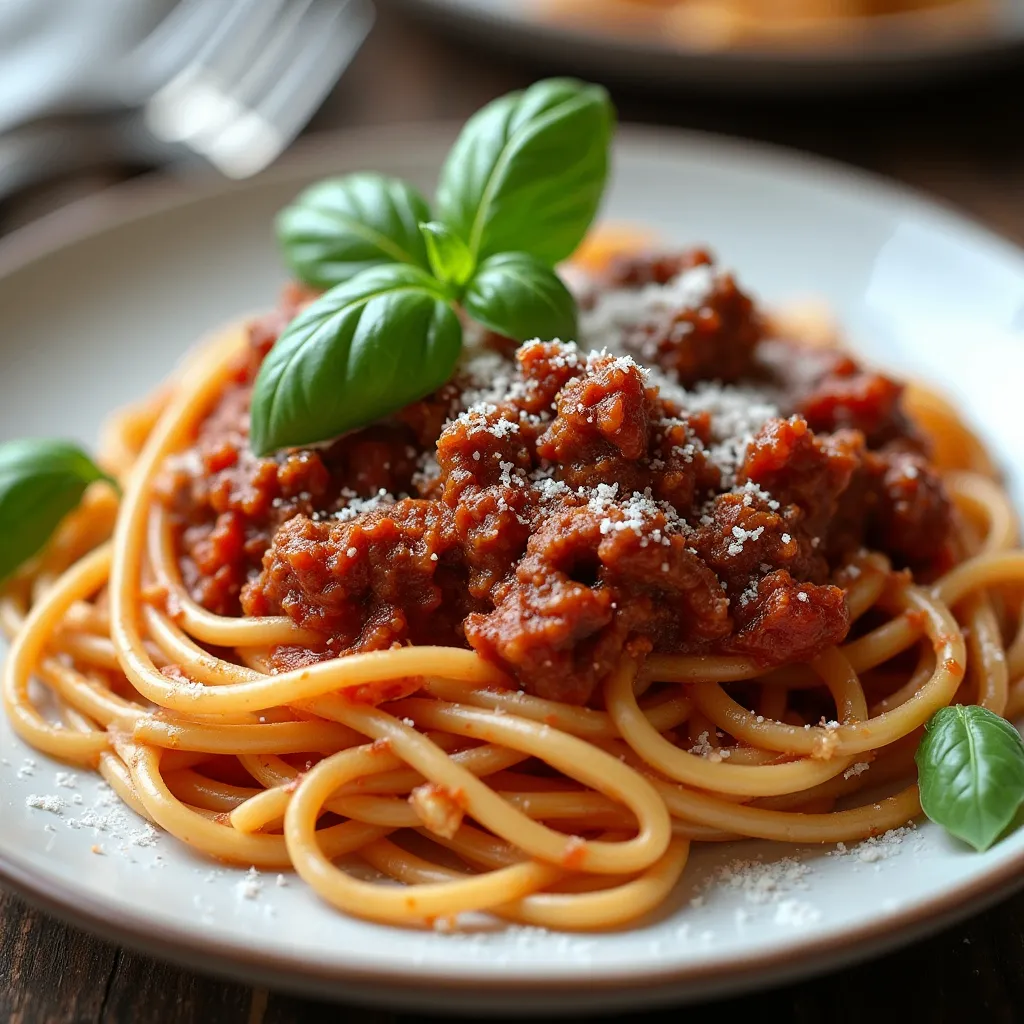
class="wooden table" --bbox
[3,5,1024,1021]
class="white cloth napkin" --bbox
[0,0,181,201]
[0,0,175,134]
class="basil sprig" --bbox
[250,265,461,455]
[419,221,474,290]
[0,440,114,583]
[463,252,576,344]
[916,705,1024,851]
[277,174,432,288]
[435,78,614,265]
[256,77,613,455]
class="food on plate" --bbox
[3,79,1024,931]
[541,0,993,49]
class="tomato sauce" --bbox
[155,251,952,704]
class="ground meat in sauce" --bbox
[156,250,954,705]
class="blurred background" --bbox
[2,3,1024,1021]
[0,0,1022,242]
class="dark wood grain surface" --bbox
[4,4,1024,1021]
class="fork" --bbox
[143,0,376,178]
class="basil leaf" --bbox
[436,78,614,266]
[463,252,577,343]
[916,704,1024,851]
[276,173,432,288]
[0,440,112,583]
[419,221,474,290]
[250,264,462,455]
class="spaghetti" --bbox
[2,243,1022,932]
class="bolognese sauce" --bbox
[155,250,953,704]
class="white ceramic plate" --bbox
[404,0,1024,90]
[2,124,1024,1015]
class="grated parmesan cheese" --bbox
[237,866,263,900]
[727,524,765,557]
[335,487,396,522]
[701,855,812,905]
[773,899,822,928]
[578,264,718,355]
[829,824,921,864]
[26,794,65,814]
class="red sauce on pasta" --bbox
[155,251,953,704]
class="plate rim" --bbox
[3,120,1024,1005]
[2,836,1022,1006]
[4,121,1024,280]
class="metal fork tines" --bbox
[144,0,375,178]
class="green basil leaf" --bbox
[916,704,1024,851]
[436,78,614,266]
[0,440,113,583]
[276,173,432,288]
[250,264,462,455]
[463,252,577,343]
[419,221,474,290]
